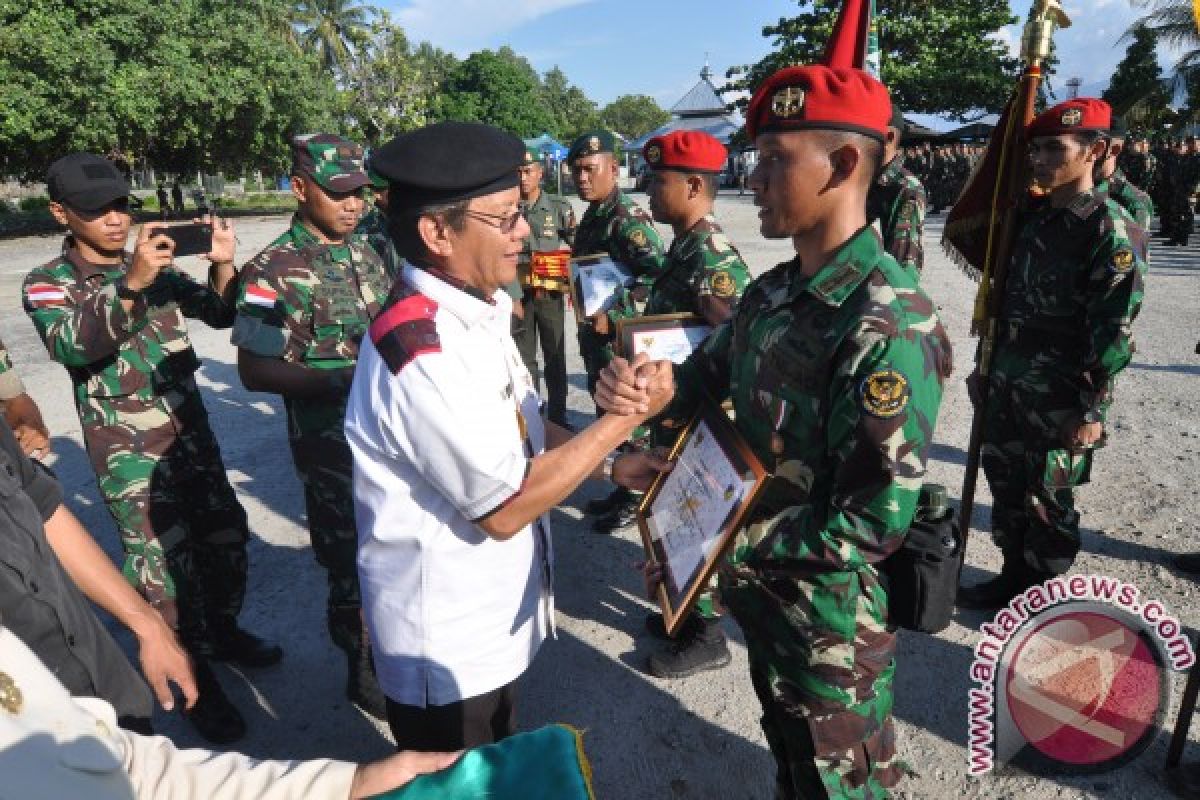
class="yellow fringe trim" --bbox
[565,724,597,800]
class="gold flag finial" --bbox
[1020,0,1071,66]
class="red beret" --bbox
[1027,98,1112,139]
[643,131,727,173]
[746,65,891,143]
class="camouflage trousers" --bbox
[981,354,1094,576]
[79,381,248,649]
[578,323,615,399]
[289,429,363,653]
[719,568,903,799]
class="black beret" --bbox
[372,122,524,210]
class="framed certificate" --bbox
[637,403,768,637]
[615,313,713,364]
[569,253,634,323]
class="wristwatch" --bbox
[602,452,618,482]
[114,277,144,302]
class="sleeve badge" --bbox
[1110,247,1135,274]
[859,368,911,419]
[710,270,736,298]
[629,229,648,248]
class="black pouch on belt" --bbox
[880,483,964,634]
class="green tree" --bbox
[726,0,1018,120]
[291,0,377,73]
[0,0,337,178]
[437,48,555,137]
[1105,24,1170,133]
[339,11,433,141]
[1127,1,1200,124]
[600,94,670,138]
[541,67,600,142]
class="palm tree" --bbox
[1128,1,1200,92]
[292,0,377,73]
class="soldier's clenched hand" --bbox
[128,223,175,290]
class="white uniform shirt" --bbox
[346,261,553,708]
[0,627,357,800]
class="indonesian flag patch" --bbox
[244,285,278,309]
[25,283,67,308]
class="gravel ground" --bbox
[0,194,1196,798]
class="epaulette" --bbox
[368,284,440,374]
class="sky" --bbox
[381,0,1181,131]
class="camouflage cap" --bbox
[567,130,617,164]
[290,133,369,193]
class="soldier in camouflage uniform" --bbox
[638,130,752,679]
[232,134,389,718]
[355,149,400,280]
[959,99,1148,609]
[601,65,952,800]
[0,336,51,457]
[867,108,928,280]
[568,130,668,529]
[24,153,279,745]
[515,147,577,427]
[1094,114,1154,229]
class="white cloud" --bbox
[388,0,597,54]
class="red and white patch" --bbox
[244,285,278,308]
[26,283,67,307]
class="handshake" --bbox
[596,353,677,421]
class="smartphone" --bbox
[150,222,212,257]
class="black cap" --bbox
[1108,115,1128,139]
[372,122,524,210]
[46,153,130,211]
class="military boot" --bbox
[956,560,1028,610]
[648,616,732,679]
[584,486,634,516]
[185,657,246,745]
[592,491,640,533]
[207,616,283,668]
[330,607,387,721]
[644,610,702,642]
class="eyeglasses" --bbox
[463,208,523,234]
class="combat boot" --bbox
[186,657,246,745]
[591,493,639,533]
[648,616,732,679]
[329,606,387,720]
[584,486,634,516]
[207,616,284,668]
[956,561,1027,610]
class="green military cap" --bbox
[523,146,544,165]
[364,147,389,189]
[567,130,617,164]
[290,133,369,193]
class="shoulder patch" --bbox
[24,282,67,309]
[369,291,441,374]
[710,270,736,298]
[859,368,910,419]
[629,228,648,249]
[1110,247,1135,274]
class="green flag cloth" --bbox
[376,725,595,800]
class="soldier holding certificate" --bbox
[598,66,953,799]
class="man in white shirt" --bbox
[345,121,671,752]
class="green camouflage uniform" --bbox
[866,155,927,280]
[0,335,25,404]
[1096,168,1153,229]
[356,204,400,280]
[232,214,391,650]
[982,190,1147,577]
[663,226,952,799]
[515,187,576,423]
[24,245,249,649]
[573,187,667,395]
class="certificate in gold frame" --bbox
[615,313,713,364]
[636,403,768,637]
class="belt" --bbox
[999,319,1084,353]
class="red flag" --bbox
[823,0,872,69]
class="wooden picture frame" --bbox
[615,313,713,364]
[568,253,633,325]
[636,402,769,637]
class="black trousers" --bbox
[386,681,517,752]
